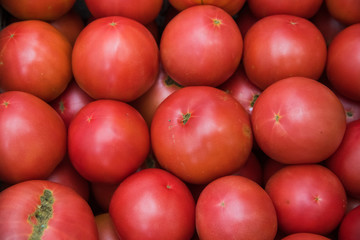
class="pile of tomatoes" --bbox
[0,0,359,239]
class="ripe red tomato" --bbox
[151,86,253,184]
[232,152,263,186]
[168,0,246,16]
[196,175,277,239]
[72,16,159,102]
[0,91,67,183]
[109,168,195,240]
[251,77,346,164]
[247,0,323,18]
[0,180,98,239]
[95,213,120,240]
[326,23,360,101]
[91,182,119,212]
[265,164,347,235]
[325,119,360,199]
[0,0,76,21]
[243,14,327,90]
[338,205,360,240]
[281,233,331,240]
[235,4,258,37]
[85,0,163,25]
[325,0,360,25]
[160,5,243,87]
[68,99,150,184]
[0,20,72,102]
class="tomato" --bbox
[338,205,360,240]
[151,86,253,184]
[160,5,243,87]
[50,80,94,128]
[235,4,258,37]
[232,152,263,186]
[68,99,150,184]
[326,23,360,101]
[243,15,327,90]
[109,168,195,240]
[0,20,72,102]
[91,182,119,212]
[325,119,360,199]
[84,0,163,24]
[95,213,120,240]
[281,233,331,240]
[0,91,66,184]
[0,180,98,239]
[247,0,323,18]
[168,0,246,16]
[251,77,346,164]
[0,0,76,21]
[72,16,159,102]
[196,175,277,239]
[265,164,347,235]
[334,91,360,124]
[325,0,360,25]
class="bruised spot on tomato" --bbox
[28,189,54,239]
[1,100,9,108]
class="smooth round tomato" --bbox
[0,20,72,102]
[151,86,253,184]
[265,164,347,235]
[243,14,327,90]
[0,0,76,21]
[84,0,163,24]
[68,99,150,184]
[160,5,243,87]
[338,205,360,240]
[72,16,159,102]
[0,91,67,184]
[0,180,98,239]
[95,213,119,240]
[251,77,346,164]
[326,23,360,101]
[196,175,277,239]
[325,0,360,25]
[109,168,195,240]
[247,0,323,18]
[281,233,331,240]
[168,0,246,16]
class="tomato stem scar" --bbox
[181,112,191,125]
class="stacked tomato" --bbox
[0,0,359,239]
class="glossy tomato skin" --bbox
[151,86,253,184]
[338,205,360,240]
[72,16,159,102]
[0,0,76,21]
[326,23,360,101]
[84,0,163,24]
[160,5,243,87]
[68,99,150,184]
[0,91,67,184]
[265,164,347,235]
[168,0,246,16]
[243,15,327,90]
[325,119,360,198]
[109,168,195,240]
[251,77,346,164]
[247,0,323,18]
[0,20,72,102]
[196,175,278,240]
[325,0,360,25]
[95,213,120,240]
[0,180,98,239]
[281,233,331,240]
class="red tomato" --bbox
[0,0,76,21]
[109,168,195,240]
[0,91,66,183]
[196,175,278,239]
[247,0,323,18]
[0,180,98,239]
[338,205,360,240]
[325,0,360,25]
[151,86,253,184]
[335,92,360,124]
[50,80,94,128]
[251,77,346,164]
[160,5,243,87]
[168,0,246,16]
[281,233,331,240]
[325,119,360,198]
[265,164,347,235]
[235,4,258,37]
[131,65,182,127]
[68,99,150,184]
[84,0,163,24]
[326,23,360,101]
[49,9,85,46]
[72,16,159,102]
[95,213,120,240]
[243,15,327,90]
[232,152,263,186]
[0,20,72,102]
[91,182,119,212]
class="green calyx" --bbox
[181,113,191,125]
